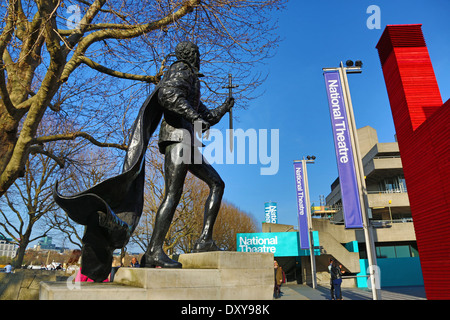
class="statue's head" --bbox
[175,41,200,70]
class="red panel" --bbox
[377,25,450,299]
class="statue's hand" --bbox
[224,97,235,111]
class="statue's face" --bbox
[176,42,200,70]
[188,46,200,70]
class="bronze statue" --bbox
[53,42,234,281]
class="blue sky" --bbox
[210,0,450,229]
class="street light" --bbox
[322,61,381,300]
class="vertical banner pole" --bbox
[338,63,380,300]
[323,70,364,228]
[293,161,310,250]
[302,160,317,289]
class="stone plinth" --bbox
[39,251,274,300]
[1,270,69,300]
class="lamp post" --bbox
[323,61,381,300]
[294,155,317,288]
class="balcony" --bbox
[367,190,410,208]
[364,157,404,184]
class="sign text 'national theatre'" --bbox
[324,71,363,229]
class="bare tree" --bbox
[0,108,123,267]
[0,140,64,268]
[212,201,259,251]
[0,0,286,198]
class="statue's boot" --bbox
[80,210,132,282]
[141,249,182,268]
[191,239,222,253]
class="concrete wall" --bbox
[0,270,69,300]
[312,218,416,243]
[262,223,297,233]
[367,192,410,208]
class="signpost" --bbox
[323,62,380,300]
[293,157,317,288]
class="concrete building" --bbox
[0,235,17,259]
[327,126,412,223]
[236,126,423,288]
[33,236,68,253]
[320,126,422,288]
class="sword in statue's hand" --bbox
[222,74,238,152]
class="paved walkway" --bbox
[277,283,427,300]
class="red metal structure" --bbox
[376,24,450,299]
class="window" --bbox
[398,175,407,193]
[379,175,408,193]
[395,245,411,258]
[377,246,396,258]
[359,241,419,259]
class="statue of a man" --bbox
[53,42,233,280]
[142,42,234,268]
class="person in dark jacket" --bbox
[329,259,344,300]
[274,260,283,299]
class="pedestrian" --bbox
[274,260,283,299]
[130,257,140,268]
[328,258,335,300]
[110,255,122,282]
[330,260,343,300]
[67,249,82,266]
[5,262,12,273]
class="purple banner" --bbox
[293,162,310,249]
[324,71,363,229]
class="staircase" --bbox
[319,231,360,273]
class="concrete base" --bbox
[39,251,274,300]
[1,270,69,300]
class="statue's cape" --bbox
[52,83,163,281]
[54,85,163,239]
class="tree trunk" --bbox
[14,233,31,269]
[0,103,20,196]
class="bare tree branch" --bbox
[32,132,128,151]
[79,55,162,83]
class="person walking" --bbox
[274,260,283,299]
[328,258,335,300]
[330,260,343,300]
[110,256,122,282]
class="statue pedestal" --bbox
[39,252,274,300]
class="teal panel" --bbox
[356,257,424,288]
[299,231,320,256]
[344,240,359,253]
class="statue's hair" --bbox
[175,41,199,61]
